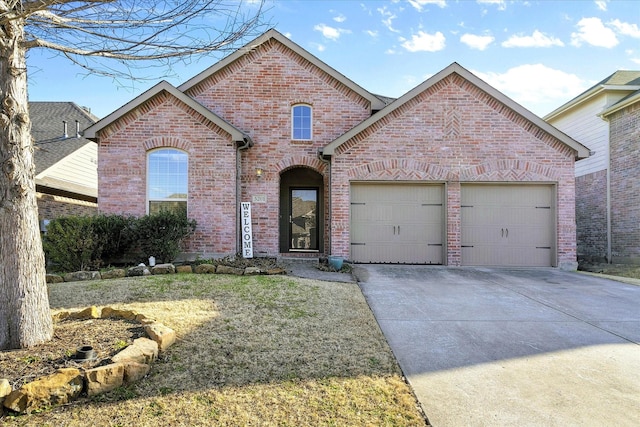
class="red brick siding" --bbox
[575,170,608,261]
[185,39,371,255]
[332,74,578,267]
[37,193,97,221]
[609,101,640,263]
[97,92,238,255]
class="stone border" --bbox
[45,263,287,284]
[1,306,176,415]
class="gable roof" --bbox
[601,88,640,118]
[31,101,98,174]
[178,29,388,111]
[544,70,640,121]
[83,81,251,144]
[323,62,589,159]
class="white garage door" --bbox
[350,183,443,264]
[461,184,556,267]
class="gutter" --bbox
[236,137,254,255]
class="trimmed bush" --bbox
[134,210,197,263]
[43,216,97,272]
[43,212,197,271]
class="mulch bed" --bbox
[0,318,145,391]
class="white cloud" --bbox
[313,24,351,41]
[377,6,400,33]
[333,13,347,23]
[401,31,446,52]
[502,30,564,48]
[365,30,379,38]
[571,17,618,48]
[477,0,506,11]
[408,0,447,12]
[595,0,608,11]
[309,42,326,52]
[609,19,640,38]
[473,64,588,114]
[460,33,495,50]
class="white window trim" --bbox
[146,148,189,215]
[291,104,313,141]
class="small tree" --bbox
[0,0,267,350]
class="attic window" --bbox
[292,104,312,140]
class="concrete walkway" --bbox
[355,265,640,427]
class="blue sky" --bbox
[27,0,640,118]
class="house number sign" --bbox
[241,202,253,258]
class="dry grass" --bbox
[2,274,427,426]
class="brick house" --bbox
[545,71,640,264]
[31,102,99,226]
[85,29,588,269]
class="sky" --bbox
[26,0,640,119]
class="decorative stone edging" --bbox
[45,263,287,284]
[1,306,176,415]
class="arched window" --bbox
[291,104,312,140]
[147,148,188,215]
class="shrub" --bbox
[92,214,137,264]
[43,211,197,271]
[43,216,97,272]
[134,210,197,263]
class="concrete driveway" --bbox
[355,265,640,427]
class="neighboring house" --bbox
[545,71,640,264]
[31,101,99,225]
[84,29,588,269]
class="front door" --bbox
[289,188,318,251]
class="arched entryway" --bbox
[279,168,324,254]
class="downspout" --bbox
[318,149,331,256]
[599,112,613,264]
[236,137,253,255]
[606,140,612,264]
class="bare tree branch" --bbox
[8,0,269,80]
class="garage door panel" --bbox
[351,184,444,264]
[461,185,555,267]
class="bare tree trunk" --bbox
[0,15,53,349]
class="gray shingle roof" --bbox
[30,102,98,174]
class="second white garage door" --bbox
[461,184,556,267]
[350,183,444,264]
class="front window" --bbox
[147,148,188,215]
[292,104,312,140]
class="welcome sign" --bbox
[241,202,253,258]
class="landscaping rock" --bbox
[216,265,244,275]
[101,307,138,321]
[68,306,100,320]
[244,267,262,275]
[45,274,64,284]
[52,311,70,322]
[144,323,176,352]
[3,368,83,414]
[194,264,216,274]
[267,267,287,275]
[176,265,193,273]
[112,338,158,364]
[63,271,101,282]
[0,379,11,412]
[123,362,150,384]
[85,363,124,397]
[127,265,151,277]
[101,269,126,280]
[151,263,175,275]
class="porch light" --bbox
[255,167,263,178]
